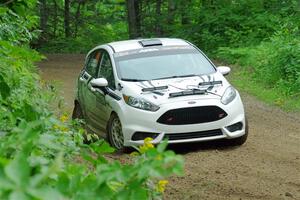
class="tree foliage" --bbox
[35,0,128,52]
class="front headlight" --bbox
[221,86,236,105]
[123,95,160,112]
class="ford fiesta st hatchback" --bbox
[72,38,248,150]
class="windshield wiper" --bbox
[154,74,198,80]
[121,78,147,82]
[198,80,222,86]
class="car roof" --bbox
[106,38,190,53]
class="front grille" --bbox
[164,129,223,140]
[157,106,227,125]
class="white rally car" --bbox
[72,38,248,150]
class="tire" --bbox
[107,114,126,151]
[228,118,249,146]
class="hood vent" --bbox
[141,85,168,92]
[139,39,162,47]
[169,89,206,98]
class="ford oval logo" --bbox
[188,101,196,104]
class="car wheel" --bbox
[229,118,249,146]
[108,114,125,151]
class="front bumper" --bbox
[117,95,246,147]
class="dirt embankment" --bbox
[39,54,300,200]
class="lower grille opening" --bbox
[132,132,159,141]
[226,122,243,132]
[164,129,223,140]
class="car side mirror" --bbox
[217,66,231,76]
[90,78,108,88]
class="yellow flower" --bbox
[144,137,153,144]
[139,145,147,154]
[144,137,154,148]
[139,137,154,153]
[53,124,69,132]
[156,180,168,193]
[60,114,68,123]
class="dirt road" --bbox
[39,54,300,200]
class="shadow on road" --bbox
[167,139,240,154]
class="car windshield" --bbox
[114,46,216,81]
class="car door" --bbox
[93,50,116,130]
[79,49,102,130]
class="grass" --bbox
[227,65,300,112]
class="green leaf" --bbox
[4,153,30,187]
[0,158,14,190]
[90,140,115,154]
[156,140,168,153]
[9,191,29,200]
[39,134,63,151]
[28,187,64,200]
[129,182,148,200]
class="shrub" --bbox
[217,26,300,96]
[0,42,184,198]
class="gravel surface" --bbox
[39,54,300,200]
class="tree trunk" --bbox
[181,0,191,25]
[64,0,71,38]
[74,0,83,38]
[155,0,162,36]
[167,0,176,25]
[126,0,141,39]
[39,0,48,40]
[166,0,176,35]
[52,0,58,37]
[135,0,141,37]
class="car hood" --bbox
[119,72,230,105]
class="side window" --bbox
[85,50,102,77]
[98,51,115,89]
